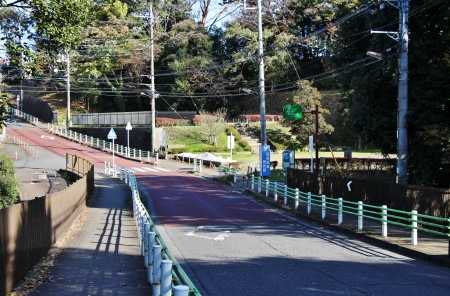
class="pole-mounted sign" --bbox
[107,128,117,176]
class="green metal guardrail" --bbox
[248,175,450,250]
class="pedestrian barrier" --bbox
[218,165,237,183]
[113,166,200,296]
[247,175,450,253]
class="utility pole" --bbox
[149,5,156,153]
[370,0,409,184]
[256,0,267,146]
[397,0,409,184]
[136,5,156,152]
[66,49,71,127]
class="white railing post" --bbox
[174,286,189,296]
[274,182,278,201]
[284,185,288,205]
[152,245,162,296]
[338,198,343,224]
[251,174,255,190]
[411,210,418,245]
[322,195,326,219]
[161,260,173,296]
[234,168,237,183]
[358,201,363,231]
[265,179,269,197]
[219,166,222,178]
[143,222,151,265]
[382,205,388,237]
[294,188,299,209]
[147,232,156,283]
[258,177,261,193]
[199,160,203,174]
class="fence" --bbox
[72,111,198,126]
[287,169,450,218]
[0,154,94,296]
[49,124,159,164]
[245,174,450,255]
[103,164,200,296]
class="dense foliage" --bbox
[0,154,19,209]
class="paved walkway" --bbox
[23,173,151,295]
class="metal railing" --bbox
[49,124,159,164]
[248,175,450,251]
[105,164,200,296]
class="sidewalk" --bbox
[1,129,152,295]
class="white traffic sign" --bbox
[107,128,117,140]
[126,122,132,131]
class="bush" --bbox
[0,154,19,209]
[197,146,225,153]
[156,118,179,127]
[170,147,190,154]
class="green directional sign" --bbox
[283,104,303,120]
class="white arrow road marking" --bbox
[185,226,231,241]
[40,135,54,140]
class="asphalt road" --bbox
[6,120,450,296]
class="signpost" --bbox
[259,145,271,177]
[282,150,295,169]
[227,134,235,160]
[107,128,117,176]
[126,122,132,157]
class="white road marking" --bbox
[185,226,231,241]
[40,135,54,140]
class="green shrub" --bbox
[170,147,190,154]
[0,154,19,209]
[197,146,225,153]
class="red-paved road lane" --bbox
[136,173,292,226]
[8,125,293,227]
[7,127,145,170]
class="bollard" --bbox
[307,192,312,214]
[411,210,418,245]
[295,188,299,209]
[265,179,269,197]
[152,245,163,296]
[358,201,363,231]
[174,285,189,296]
[382,205,388,237]
[274,182,278,201]
[104,161,108,174]
[284,185,288,205]
[161,260,173,296]
[322,195,326,219]
[338,198,343,224]
[143,222,151,263]
[147,232,156,283]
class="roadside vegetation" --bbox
[0,153,19,209]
